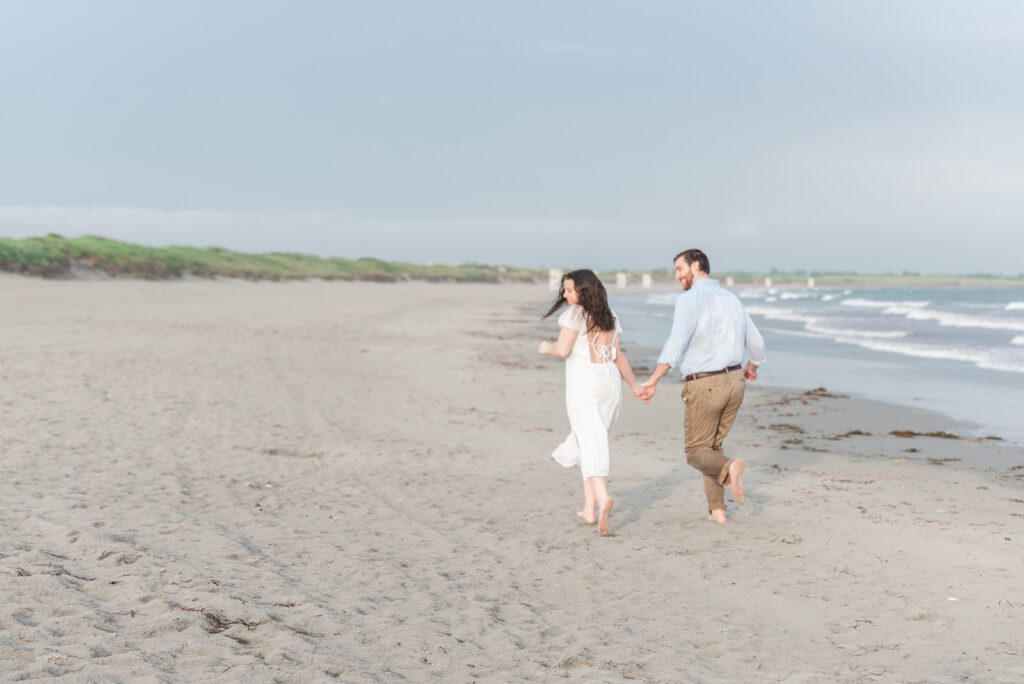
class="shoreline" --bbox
[2,278,1022,680]
[612,288,1024,450]
[616,342,1023,474]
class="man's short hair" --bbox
[675,248,710,275]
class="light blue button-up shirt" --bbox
[656,278,766,377]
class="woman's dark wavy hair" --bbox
[542,269,616,332]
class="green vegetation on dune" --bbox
[1,234,1021,286]
[0,235,545,282]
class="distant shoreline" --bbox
[2,234,1022,287]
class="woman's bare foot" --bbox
[598,498,614,534]
[708,509,728,524]
[576,509,596,524]
[728,459,745,504]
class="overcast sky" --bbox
[1,1,1022,273]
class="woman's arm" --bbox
[538,326,578,359]
[613,338,641,395]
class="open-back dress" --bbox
[551,304,623,479]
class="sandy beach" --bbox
[2,277,1022,682]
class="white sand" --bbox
[1,278,1022,681]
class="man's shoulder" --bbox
[705,282,747,311]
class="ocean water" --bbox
[610,286,1024,445]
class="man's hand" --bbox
[637,379,657,404]
[743,362,758,381]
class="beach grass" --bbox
[0,235,543,282]
[1,234,1021,286]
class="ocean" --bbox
[609,285,1024,445]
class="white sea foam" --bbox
[779,291,816,300]
[837,297,1024,333]
[821,294,839,302]
[893,307,1024,333]
[747,307,912,339]
[809,326,911,339]
[850,340,1024,374]
[840,298,930,309]
[745,306,816,325]
[644,293,678,307]
[763,327,1024,374]
[762,327,827,340]
[1006,302,1024,311]
[1013,335,1024,346]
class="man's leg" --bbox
[682,375,731,515]
[713,370,747,451]
[711,371,748,503]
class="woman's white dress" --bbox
[551,305,623,479]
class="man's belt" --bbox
[684,365,742,382]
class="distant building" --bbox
[641,273,652,289]
[616,272,628,288]
[548,269,562,292]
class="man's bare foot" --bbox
[597,498,614,534]
[576,509,596,524]
[708,509,728,524]
[729,459,745,504]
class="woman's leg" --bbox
[577,476,596,523]
[589,476,615,534]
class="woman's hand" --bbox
[636,379,657,404]
[538,340,552,355]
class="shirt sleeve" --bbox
[656,295,697,369]
[557,305,586,332]
[744,310,766,366]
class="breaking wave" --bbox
[764,327,1024,374]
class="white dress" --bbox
[551,305,623,479]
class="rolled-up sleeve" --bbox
[744,311,766,366]
[657,296,697,369]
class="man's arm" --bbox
[638,297,696,402]
[743,310,766,381]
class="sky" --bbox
[1,1,1022,273]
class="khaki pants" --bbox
[682,369,746,513]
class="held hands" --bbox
[632,379,657,404]
[538,340,552,355]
